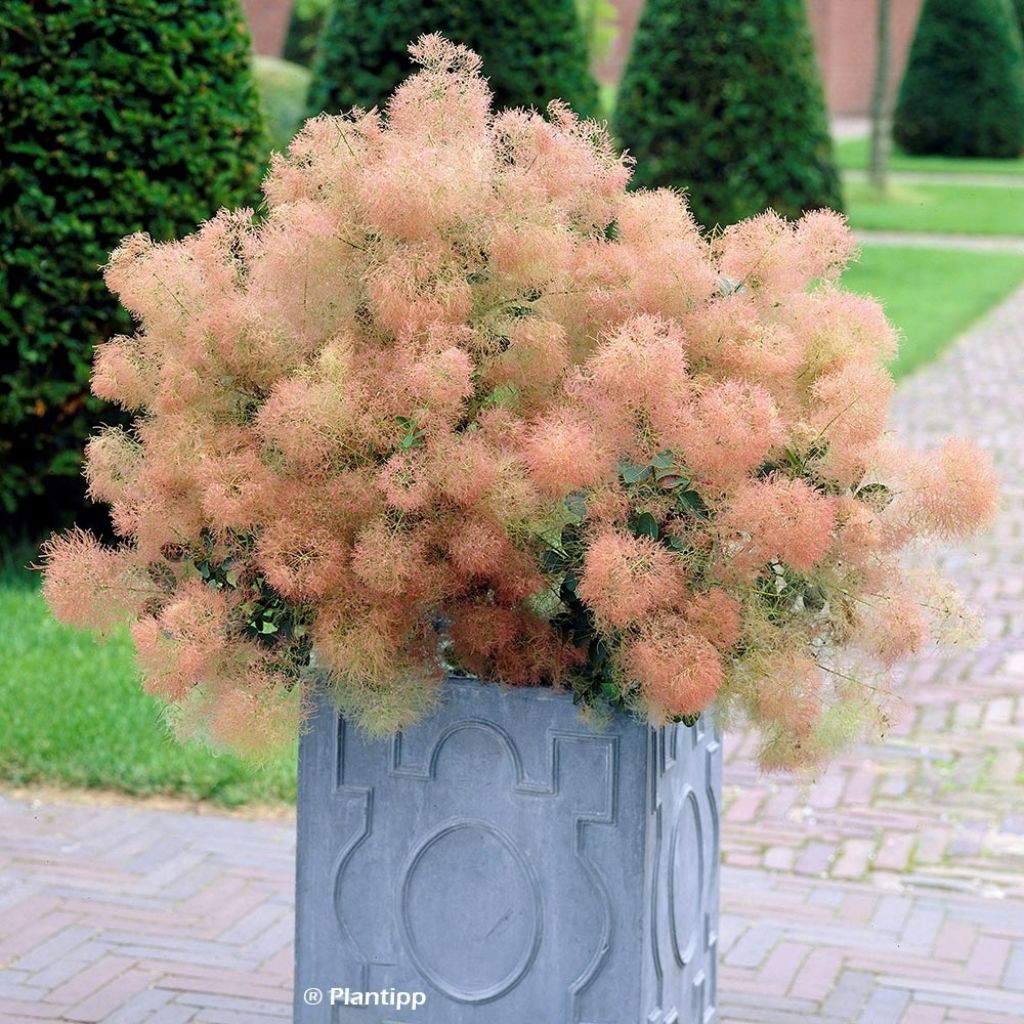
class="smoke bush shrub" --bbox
[42,37,997,770]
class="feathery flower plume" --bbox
[38,35,996,769]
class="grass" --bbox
[846,245,1024,378]
[844,180,1024,237]
[836,137,1024,178]
[0,565,296,807]
[253,55,311,154]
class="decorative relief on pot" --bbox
[397,819,543,1003]
[318,685,630,1022]
[294,679,722,1023]
[644,720,721,1024]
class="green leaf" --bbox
[631,511,659,540]
[565,491,588,520]
[677,489,707,514]
[618,458,650,485]
[855,482,893,507]
[540,548,568,573]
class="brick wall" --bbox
[241,0,293,57]
[807,0,923,116]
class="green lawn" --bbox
[253,55,311,154]
[836,137,1024,178]
[845,180,1024,237]
[0,566,296,806]
[846,245,1024,379]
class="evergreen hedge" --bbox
[307,0,598,118]
[613,0,842,229]
[0,0,265,535]
[283,0,331,67]
[893,0,1024,158]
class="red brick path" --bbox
[1,289,1022,1020]
[0,799,294,1022]
[720,287,1024,1022]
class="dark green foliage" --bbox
[554,452,705,727]
[283,0,331,67]
[0,0,265,536]
[893,0,1024,158]
[307,0,598,119]
[613,0,842,229]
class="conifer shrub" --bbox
[893,0,1024,158]
[0,0,264,532]
[306,0,597,118]
[42,37,997,771]
[613,0,842,229]
[283,0,331,67]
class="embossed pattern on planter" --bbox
[294,677,721,1023]
[643,717,722,1024]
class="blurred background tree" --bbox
[1012,0,1024,36]
[612,0,842,229]
[0,0,265,539]
[305,0,598,117]
[283,0,330,66]
[893,0,1024,157]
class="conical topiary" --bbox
[893,0,1024,157]
[612,0,842,229]
[0,0,265,535]
[306,0,598,118]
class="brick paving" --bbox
[1,288,1022,1021]
[720,286,1024,1022]
[0,798,294,1023]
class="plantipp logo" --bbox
[303,987,428,1011]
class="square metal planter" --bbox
[294,677,721,1023]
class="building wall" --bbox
[242,0,293,57]
[807,0,923,115]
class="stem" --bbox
[868,0,894,195]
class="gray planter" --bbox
[294,677,721,1023]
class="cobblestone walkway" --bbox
[719,287,1024,1023]
[0,289,1021,1022]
